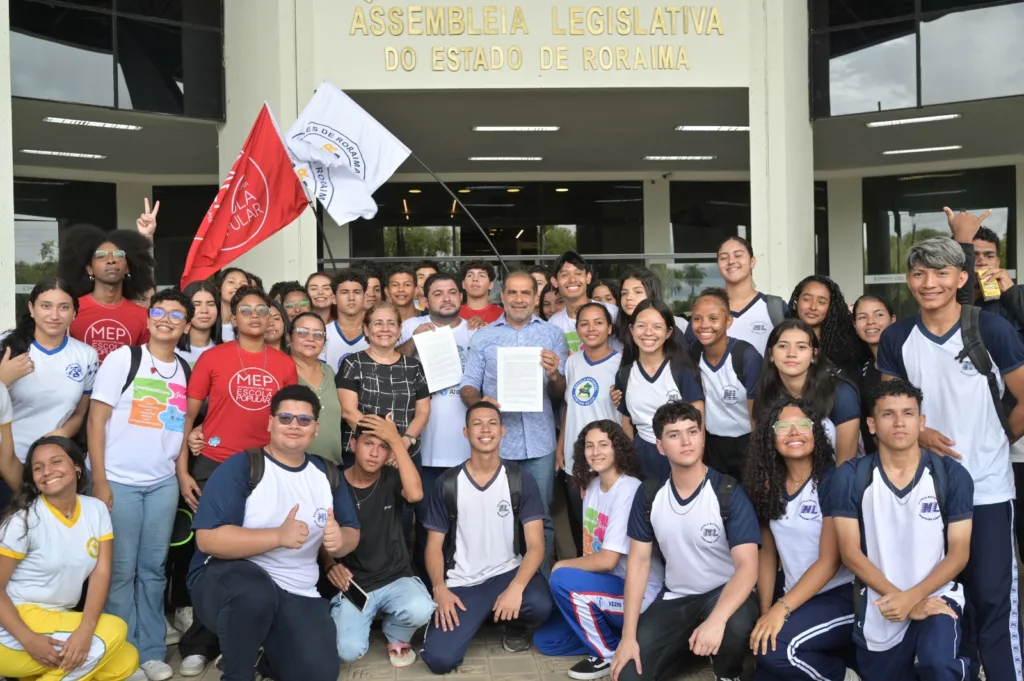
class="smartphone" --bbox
[341,579,370,612]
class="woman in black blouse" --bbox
[851,294,896,455]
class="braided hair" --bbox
[788,275,861,372]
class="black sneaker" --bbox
[568,656,611,680]
[501,623,531,653]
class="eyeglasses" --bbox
[149,308,187,323]
[772,418,814,434]
[284,300,311,310]
[275,413,316,427]
[237,305,271,318]
[94,249,126,260]
[293,328,326,341]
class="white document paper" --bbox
[412,325,463,394]
[497,347,544,413]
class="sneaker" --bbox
[501,623,530,653]
[844,670,863,681]
[568,656,611,680]
[173,606,194,632]
[178,655,207,677]
[140,660,174,681]
[164,618,180,646]
[387,643,416,668]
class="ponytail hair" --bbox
[0,279,77,358]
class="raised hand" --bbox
[136,198,160,239]
[278,504,308,549]
[943,206,991,243]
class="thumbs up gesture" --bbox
[323,508,344,556]
[277,504,308,549]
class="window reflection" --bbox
[671,182,751,255]
[810,0,915,30]
[117,0,222,27]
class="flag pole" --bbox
[409,152,510,275]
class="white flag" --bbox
[286,82,411,226]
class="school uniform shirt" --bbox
[323,321,368,372]
[699,339,762,438]
[830,452,974,651]
[821,381,862,452]
[0,384,11,441]
[615,358,705,445]
[720,293,778,356]
[187,342,299,463]
[459,304,504,324]
[583,474,663,607]
[547,302,620,354]
[342,467,414,593]
[399,318,476,469]
[220,323,235,343]
[90,345,187,487]
[878,311,1024,505]
[6,336,99,462]
[564,350,622,471]
[177,341,216,368]
[858,360,883,456]
[189,451,359,598]
[423,462,545,589]
[69,296,149,363]
[628,467,760,599]
[769,467,853,596]
[0,495,112,611]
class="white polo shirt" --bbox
[698,339,762,438]
[616,358,705,444]
[564,350,622,471]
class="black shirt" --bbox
[858,359,882,455]
[341,466,414,593]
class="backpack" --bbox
[638,472,737,534]
[616,356,692,400]
[121,345,192,395]
[956,304,1016,442]
[441,461,524,578]
[688,339,756,388]
[765,294,788,328]
[243,448,342,498]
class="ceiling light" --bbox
[881,145,962,156]
[458,189,471,194]
[866,114,961,128]
[408,189,421,194]
[43,116,142,131]
[515,229,524,239]
[469,157,542,162]
[507,188,520,193]
[595,199,643,203]
[903,189,968,198]
[644,155,716,161]
[675,125,749,132]
[20,149,106,159]
[402,199,409,214]
[897,172,965,181]
[473,126,559,132]
[555,188,569,193]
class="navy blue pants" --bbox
[961,500,1023,681]
[856,598,969,681]
[754,585,855,681]
[413,465,448,585]
[420,569,552,674]
[634,436,669,481]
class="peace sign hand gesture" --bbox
[137,198,160,240]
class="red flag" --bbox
[180,104,309,287]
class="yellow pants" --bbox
[0,605,139,681]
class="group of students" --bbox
[0,202,1020,681]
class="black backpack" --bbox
[243,448,342,498]
[765,294,788,327]
[957,304,1016,442]
[638,472,737,535]
[616,356,693,399]
[441,461,524,578]
[120,345,192,394]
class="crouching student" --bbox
[832,379,973,680]
[420,402,552,673]
[534,420,665,680]
[744,401,858,681]
[611,401,760,681]
[328,414,435,668]
[0,436,138,681]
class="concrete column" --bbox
[116,182,154,231]
[827,178,864,299]
[748,0,816,297]
[0,9,15,329]
[643,178,672,264]
[1016,162,1024,277]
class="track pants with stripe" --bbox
[754,585,854,681]
[533,568,626,661]
[856,597,969,681]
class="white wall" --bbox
[0,11,15,329]
[826,178,863,299]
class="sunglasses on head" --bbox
[275,413,315,427]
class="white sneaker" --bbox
[844,670,863,681]
[178,655,207,677]
[173,606,193,632]
[140,660,174,681]
[164,618,180,645]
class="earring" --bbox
[89,275,94,282]
[76,471,81,479]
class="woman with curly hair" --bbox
[743,402,857,681]
[533,420,664,680]
[788,275,861,377]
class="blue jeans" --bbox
[105,476,178,662]
[330,576,436,662]
[519,452,555,577]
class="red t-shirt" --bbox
[459,303,504,324]
[187,342,299,463]
[70,296,150,363]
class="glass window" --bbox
[117,0,222,27]
[810,0,915,30]
[922,0,1020,11]
[811,22,917,117]
[671,181,750,255]
[150,185,219,286]
[920,4,1024,106]
[815,182,830,276]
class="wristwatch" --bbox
[405,434,418,446]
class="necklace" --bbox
[149,346,179,379]
[350,475,381,510]
[236,341,268,372]
[669,465,708,516]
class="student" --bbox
[557,303,623,554]
[852,295,895,456]
[529,266,552,316]
[831,379,973,680]
[611,401,760,681]
[547,251,618,354]
[188,385,360,681]
[329,415,433,668]
[615,299,704,480]
[213,268,249,343]
[789,276,861,377]
[754,320,861,465]
[0,436,138,681]
[420,402,552,671]
[540,284,564,321]
[414,261,440,313]
[386,266,420,324]
[278,283,312,322]
[591,280,619,306]
[878,236,1024,681]
[176,282,222,368]
[714,237,787,355]
[324,269,369,371]
[690,288,762,479]
[0,384,13,496]
[87,289,192,681]
[617,269,687,347]
[744,401,857,681]
[304,272,336,325]
[533,420,664,681]
[459,260,504,325]
[264,300,288,353]
[351,261,385,311]
[267,281,299,304]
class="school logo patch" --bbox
[960,359,979,377]
[721,385,740,405]
[666,389,681,402]
[700,523,722,544]
[799,501,820,520]
[208,436,221,447]
[497,500,511,518]
[919,496,941,521]
[65,363,85,382]
[86,537,100,559]
[572,377,599,407]
[750,321,769,334]
[313,508,328,528]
